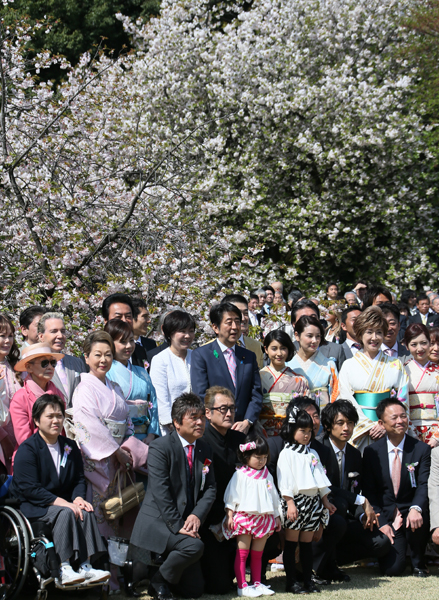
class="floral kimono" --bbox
[339,350,410,451]
[72,373,134,538]
[259,366,309,436]
[405,359,439,444]
[286,350,339,410]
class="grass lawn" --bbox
[49,564,439,600]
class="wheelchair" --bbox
[0,499,110,600]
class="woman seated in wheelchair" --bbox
[10,394,111,588]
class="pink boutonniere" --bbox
[406,462,418,488]
[201,459,212,491]
[311,456,319,474]
[143,360,150,370]
[61,444,72,468]
[267,480,272,491]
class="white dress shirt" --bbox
[346,338,361,356]
[177,432,196,457]
[381,342,398,358]
[386,435,421,513]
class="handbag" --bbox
[100,468,145,521]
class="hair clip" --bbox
[288,406,299,424]
[239,441,257,452]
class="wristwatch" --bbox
[246,419,254,426]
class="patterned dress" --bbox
[222,465,280,539]
[259,366,309,436]
[286,350,339,410]
[405,359,439,444]
[277,443,330,532]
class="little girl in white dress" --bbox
[277,407,336,594]
[223,435,281,598]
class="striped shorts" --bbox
[223,511,276,540]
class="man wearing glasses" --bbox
[201,386,246,594]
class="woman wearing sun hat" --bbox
[10,342,65,463]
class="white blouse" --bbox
[277,446,331,499]
[150,347,192,431]
[224,466,280,517]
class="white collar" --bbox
[345,338,357,348]
[176,432,196,450]
[386,434,405,454]
[381,341,398,353]
[329,438,346,455]
[217,339,236,353]
[238,334,246,347]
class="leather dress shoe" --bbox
[286,581,306,594]
[304,581,320,593]
[148,583,175,600]
[312,573,330,586]
[412,568,429,578]
[327,568,350,583]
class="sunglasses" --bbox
[38,359,57,368]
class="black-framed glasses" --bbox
[211,405,236,416]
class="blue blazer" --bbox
[10,432,86,519]
[191,339,263,424]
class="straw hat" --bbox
[15,343,64,372]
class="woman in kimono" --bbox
[286,315,339,411]
[105,319,160,443]
[260,329,309,436]
[404,323,439,447]
[72,331,135,589]
[339,306,409,452]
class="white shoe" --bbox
[238,585,263,597]
[57,565,86,586]
[253,583,275,596]
[78,563,111,584]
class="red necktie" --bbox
[187,444,194,476]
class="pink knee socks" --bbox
[235,549,250,589]
[251,550,263,585]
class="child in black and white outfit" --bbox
[277,407,336,594]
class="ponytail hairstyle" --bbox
[237,433,270,466]
[280,405,314,445]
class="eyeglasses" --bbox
[39,359,57,368]
[211,405,236,416]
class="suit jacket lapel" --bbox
[235,346,245,396]
[51,370,67,401]
[377,438,392,495]
[212,340,235,391]
[171,432,187,488]
[37,432,60,484]
[194,444,203,501]
[323,438,340,487]
[401,436,414,492]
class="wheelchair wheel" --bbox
[0,506,30,600]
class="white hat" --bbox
[15,343,64,372]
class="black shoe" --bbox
[286,581,307,594]
[304,582,321,593]
[412,568,429,578]
[312,573,330,586]
[327,568,350,583]
[148,583,175,600]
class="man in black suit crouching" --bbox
[130,393,216,599]
[362,398,431,576]
[319,401,391,569]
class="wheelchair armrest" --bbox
[30,521,53,540]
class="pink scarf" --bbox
[24,374,64,402]
[0,360,21,405]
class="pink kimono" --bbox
[72,373,135,539]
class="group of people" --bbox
[1,283,439,597]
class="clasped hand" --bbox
[179,514,201,538]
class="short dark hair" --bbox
[291,299,319,325]
[19,306,46,329]
[401,289,416,304]
[380,302,400,322]
[376,398,406,421]
[280,408,314,444]
[210,302,242,328]
[237,434,270,465]
[321,400,359,435]
[102,293,134,321]
[131,297,148,320]
[294,315,326,345]
[417,293,429,304]
[249,293,259,302]
[162,310,196,344]
[221,294,248,307]
[341,305,362,324]
[263,285,275,295]
[404,322,430,347]
[32,394,65,423]
[355,279,368,288]
[263,329,295,362]
[287,289,303,306]
[290,395,320,416]
[326,281,338,292]
[104,319,134,343]
[397,302,410,316]
[363,286,392,309]
[171,392,205,425]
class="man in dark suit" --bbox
[362,398,431,576]
[283,300,346,370]
[319,401,391,569]
[380,303,411,359]
[340,306,362,360]
[131,297,156,368]
[130,393,216,599]
[409,293,439,329]
[266,397,347,586]
[191,302,263,434]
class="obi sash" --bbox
[354,390,391,422]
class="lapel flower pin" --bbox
[61,445,72,468]
[348,472,359,478]
[406,462,419,488]
[311,456,319,473]
[201,458,212,491]
[213,350,219,359]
